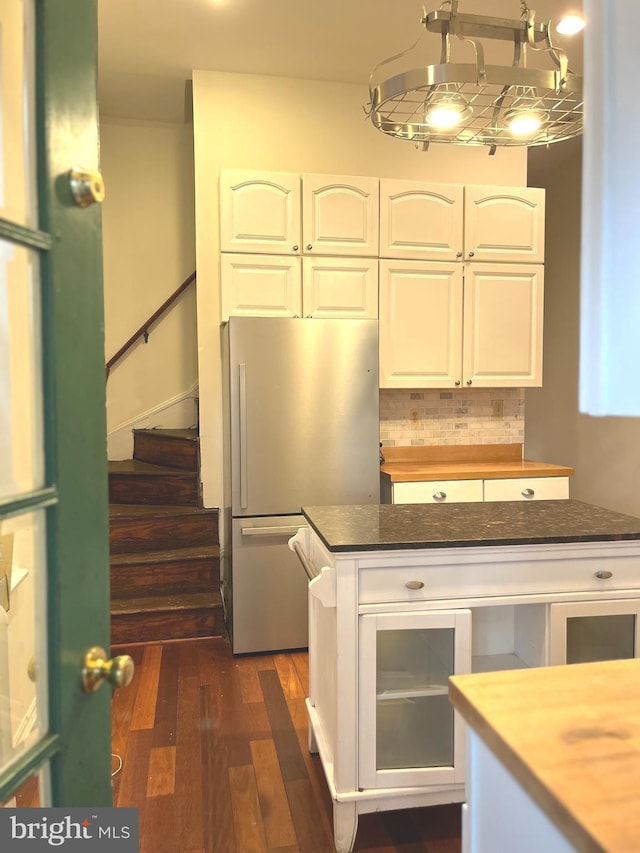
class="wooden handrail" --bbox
[105,270,196,379]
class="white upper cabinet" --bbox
[220,169,380,258]
[379,260,463,388]
[219,169,301,255]
[463,263,544,387]
[221,254,378,320]
[464,186,546,264]
[380,181,545,264]
[302,256,378,319]
[379,260,543,389]
[379,179,464,261]
[220,253,302,318]
[302,173,379,257]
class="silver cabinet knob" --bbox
[521,488,535,498]
[455,380,461,386]
[466,379,472,386]
[405,580,425,590]
[595,570,613,580]
[433,491,447,501]
[306,244,313,251]
[292,245,299,252]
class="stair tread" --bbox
[133,428,198,441]
[110,544,220,566]
[109,460,197,477]
[109,503,215,518]
[112,591,222,614]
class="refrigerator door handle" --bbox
[239,363,248,509]
[241,525,307,538]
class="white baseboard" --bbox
[107,382,199,460]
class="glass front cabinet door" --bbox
[358,609,471,789]
[549,599,640,665]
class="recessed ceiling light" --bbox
[556,14,585,35]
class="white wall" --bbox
[192,70,529,510]
[100,119,198,459]
[526,139,640,518]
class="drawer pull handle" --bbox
[595,570,613,580]
[521,488,535,498]
[433,491,447,501]
[405,581,425,590]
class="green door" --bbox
[0,0,114,805]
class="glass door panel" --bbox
[549,600,640,666]
[566,614,635,663]
[376,627,454,770]
[0,0,37,227]
[359,609,471,789]
[0,509,48,775]
[0,240,44,495]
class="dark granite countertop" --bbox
[301,500,640,553]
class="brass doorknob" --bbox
[82,646,134,694]
[69,168,105,207]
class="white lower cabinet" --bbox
[483,476,569,501]
[358,609,471,789]
[292,526,640,853]
[391,479,483,504]
[388,475,569,504]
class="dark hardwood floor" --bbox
[111,636,462,853]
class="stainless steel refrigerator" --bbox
[222,316,380,654]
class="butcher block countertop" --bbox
[379,443,574,483]
[301,500,640,552]
[449,659,640,853]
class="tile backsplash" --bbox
[380,388,525,446]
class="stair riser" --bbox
[110,513,219,554]
[110,557,220,598]
[111,607,224,644]
[109,474,200,506]
[133,433,199,471]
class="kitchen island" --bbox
[289,500,640,853]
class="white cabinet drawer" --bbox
[483,477,569,502]
[358,551,640,605]
[392,479,483,504]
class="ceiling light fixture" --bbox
[365,0,583,154]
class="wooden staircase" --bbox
[109,428,223,644]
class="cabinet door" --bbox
[359,609,471,789]
[549,599,640,666]
[219,169,301,254]
[220,253,302,319]
[483,477,569,502]
[302,173,379,256]
[464,185,545,263]
[392,479,483,504]
[302,256,378,318]
[462,263,543,388]
[379,179,464,261]
[379,260,463,388]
